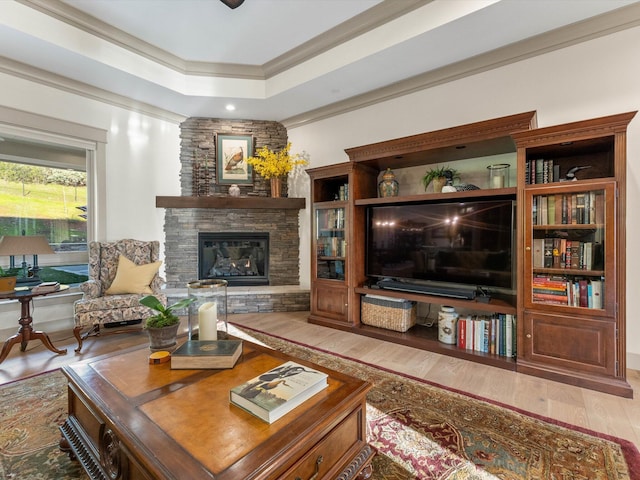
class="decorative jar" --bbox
[186,279,228,341]
[378,168,399,197]
[438,306,458,344]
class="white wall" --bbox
[289,25,640,369]
[1,23,639,369]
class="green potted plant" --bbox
[139,295,195,351]
[0,266,18,294]
[422,166,460,193]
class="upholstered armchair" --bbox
[73,239,167,353]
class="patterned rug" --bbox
[0,326,638,480]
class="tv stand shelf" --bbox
[354,321,516,370]
[355,286,516,315]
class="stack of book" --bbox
[532,275,568,304]
[230,361,328,423]
[532,274,604,309]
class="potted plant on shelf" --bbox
[422,166,460,193]
[139,295,195,351]
[0,266,18,294]
[246,142,308,197]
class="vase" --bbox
[228,184,240,197]
[147,323,180,352]
[378,168,399,197]
[270,177,282,198]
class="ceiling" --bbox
[0,0,639,128]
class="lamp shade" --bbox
[0,235,55,256]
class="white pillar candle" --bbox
[198,301,218,340]
[491,175,505,188]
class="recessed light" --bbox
[226,104,236,112]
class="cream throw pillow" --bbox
[105,254,162,295]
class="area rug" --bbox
[230,324,639,480]
[0,327,638,480]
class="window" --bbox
[0,137,90,285]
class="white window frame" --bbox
[0,106,107,268]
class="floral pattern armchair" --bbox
[73,239,166,352]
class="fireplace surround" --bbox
[161,200,309,313]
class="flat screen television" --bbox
[366,199,516,294]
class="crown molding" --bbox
[8,0,640,129]
[262,0,432,77]
[17,0,265,79]
[18,0,429,81]
[0,56,187,124]
[281,2,640,129]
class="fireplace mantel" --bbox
[156,196,306,210]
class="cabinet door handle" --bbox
[525,246,531,251]
[295,455,323,480]
[526,334,532,338]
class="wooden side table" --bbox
[0,286,68,363]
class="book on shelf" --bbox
[456,314,516,358]
[31,281,60,293]
[590,279,603,309]
[536,191,604,226]
[171,340,242,369]
[230,360,328,424]
[533,274,604,309]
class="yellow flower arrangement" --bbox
[246,142,308,179]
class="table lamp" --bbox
[0,235,54,286]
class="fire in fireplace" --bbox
[198,232,269,286]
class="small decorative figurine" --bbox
[378,168,399,197]
[562,165,591,181]
[228,184,241,197]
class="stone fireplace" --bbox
[162,202,302,289]
[161,200,309,312]
[159,117,310,313]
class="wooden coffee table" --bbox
[59,338,374,480]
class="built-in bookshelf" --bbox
[514,112,635,397]
[307,111,635,397]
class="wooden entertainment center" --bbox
[306,110,636,397]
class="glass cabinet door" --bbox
[525,182,614,314]
[315,207,346,281]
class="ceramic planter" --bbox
[147,323,180,352]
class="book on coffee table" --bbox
[171,340,242,369]
[230,360,328,423]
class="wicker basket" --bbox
[361,295,417,332]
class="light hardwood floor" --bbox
[2,311,639,451]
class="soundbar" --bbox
[376,279,477,300]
